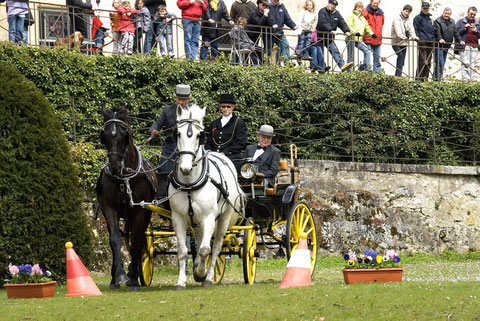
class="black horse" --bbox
[97,107,158,291]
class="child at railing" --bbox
[154,4,175,56]
[110,0,122,54]
[134,0,151,53]
[117,0,138,54]
[296,0,317,59]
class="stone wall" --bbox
[299,160,480,254]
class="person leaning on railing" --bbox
[413,2,435,82]
[268,0,298,61]
[391,5,418,77]
[177,0,207,60]
[432,7,464,81]
[345,1,375,72]
[362,0,384,73]
[199,0,234,61]
[4,0,29,44]
[315,0,352,72]
[454,6,480,83]
[143,0,165,54]
[246,0,273,56]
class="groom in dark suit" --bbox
[244,124,280,187]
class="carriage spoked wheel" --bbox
[206,253,226,285]
[242,217,257,285]
[285,201,317,276]
[140,227,154,286]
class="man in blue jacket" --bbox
[268,0,298,61]
[316,0,352,71]
[414,2,434,81]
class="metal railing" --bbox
[1,1,477,81]
[51,95,480,166]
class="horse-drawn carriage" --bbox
[98,105,317,290]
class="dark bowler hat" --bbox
[258,124,275,137]
[176,84,191,98]
[421,2,430,8]
[329,0,338,5]
[219,93,236,105]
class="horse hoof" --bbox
[129,286,141,292]
[116,273,128,285]
[110,283,120,290]
[172,284,186,291]
[202,280,213,287]
[193,272,207,283]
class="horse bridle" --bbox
[176,112,205,163]
[104,118,130,160]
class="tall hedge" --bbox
[0,62,93,284]
[1,42,480,166]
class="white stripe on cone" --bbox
[286,249,311,269]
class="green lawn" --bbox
[2,257,480,321]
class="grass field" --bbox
[2,255,480,321]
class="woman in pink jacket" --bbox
[177,0,207,59]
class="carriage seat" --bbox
[265,159,289,195]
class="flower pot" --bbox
[4,281,56,298]
[342,268,403,284]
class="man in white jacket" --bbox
[391,4,418,77]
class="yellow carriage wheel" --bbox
[140,227,154,286]
[242,218,257,285]
[285,201,317,276]
[206,253,226,285]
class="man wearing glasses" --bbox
[205,93,248,171]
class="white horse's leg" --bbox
[193,214,215,282]
[172,213,188,290]
[203,211,231,287]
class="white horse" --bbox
[169,104,245,289]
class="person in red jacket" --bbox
[117,0,138,54]
[362,0,384,73]
[177,0,208,59]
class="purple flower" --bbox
[364,250,378,258]
[18,264,32,275]
[357,258,363,264]
[394,256,401,263]
[343,254,349,261]
[364,257,370,264]
[348,250,357,261]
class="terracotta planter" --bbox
[342,268,403,284]
[4,281,56,298]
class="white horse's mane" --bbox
[178,104,205,123]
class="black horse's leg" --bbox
[105,207,128,288]
[127,209,151,292]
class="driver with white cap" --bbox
[244,124,280,188]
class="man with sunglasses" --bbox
[205,93,247,171]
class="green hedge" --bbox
[1,42,480,167]
[0,62,94,284]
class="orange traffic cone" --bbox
[64,242,102,297]
[279,238,312,288]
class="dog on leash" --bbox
[54,31,85,49]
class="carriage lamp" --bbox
[240,163,257,179]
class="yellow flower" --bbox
[347,260,355,267]
[376,255,383,263]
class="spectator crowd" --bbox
[3,0,480,81]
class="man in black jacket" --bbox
[413,2,435,81]
[247,0,273,56]
[432,7,464,81]
[66,0,92,38]
[205,94,247,171]
[315,0,352,72]
[244,125,280,188]
[199,0,234,60]
[149,84,191,196]
[268,0,298,60]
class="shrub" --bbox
[0,62,94,284]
